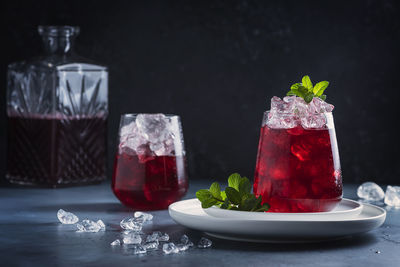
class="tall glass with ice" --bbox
[253,96,342,212]
[112,114,188,210]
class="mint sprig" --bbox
[195,173,270,212]
[286,75,329,103]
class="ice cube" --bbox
[134,211,153,223]
[158,233,169,242]
[136,114,169,141]
[357,182,385,201]
[133,245,147,255]
[76,219,101,232]
[120,217,143,231]
[180,234,189,245]
[123,233,142,244]
[267,96,333,130]
[176,244,190,251]
[197,237,212,248]
[384,186,400,207]
[96,220,106,231]
[162,243,179,254]
[144,240,159,250]
[57,209,79,224]
[146,233,159,243]
[110,239,121,246]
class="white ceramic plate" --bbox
[169,198,386,243]
[204,198,362,221]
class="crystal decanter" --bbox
[6,26,108,187]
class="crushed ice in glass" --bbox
[110,239,121,246]
[133,245,147,254]
[384,185,400,207]
[134,211,153,223]
[267,96,334,129]
[357,182,385,201]
[76,219,102,233]
[162,242,179,254]
[119,113,181,160]
[123,233,142,244]
[57,209,79,224]
[120,217,143,231]
[197,237,212,248]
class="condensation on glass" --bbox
[6,26,108,187]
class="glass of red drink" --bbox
[112,113,188,210]
[254,106,342,212]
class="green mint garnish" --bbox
[195,173,270,212]
[286,75,329,103]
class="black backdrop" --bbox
[2,0,400,184]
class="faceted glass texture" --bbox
[6,26,108,187]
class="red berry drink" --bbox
[6,114,107,187]
[112,113,188,210]
[112,153,187,210]
[253,96,342,212]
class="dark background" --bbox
[2,0,400,184]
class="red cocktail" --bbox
[253,97,342,212]
[112,114,188,210]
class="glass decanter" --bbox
[6,26,108,187]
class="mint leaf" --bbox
[201,198,218,209]
[313,81,329,96]
[209,182,221,199]
[196,189,212,202]
[286,75,330,104]
[240,194,257,211]
[228,173,241,191]
[302,75,313,90]
[225,187,241,205]
[238,177,251,197]
[220,198,230,209]
[221,190,227,200]
[304,92,314,103]
[290,83,301,90]
[196,173,271,212]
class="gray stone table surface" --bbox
[0,182,399,267]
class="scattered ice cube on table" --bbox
[134,212,153,223]
[133,245,147,255]
[162,243,179,254]
[110,239,121,246]
[144,240,159,250]
[57,209,79,224]
[96,220,106,231]
[384,186,400,207]
[179,234,193,247]
[123,233,142,244]
[76,219,101,232]
[146,232,159,242]
[120,217,143,231]
[197,237,212,248]
[176,244,190,252]
[357,182,385,201]
[158,233,169,242]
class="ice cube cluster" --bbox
[267,96,334,129]
[357,182,400,207]
[119,114,183,160]
[57,209,212,255]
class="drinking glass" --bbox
[253,111,342,212]
[112,114,188,210]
